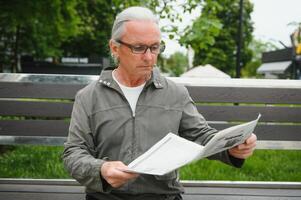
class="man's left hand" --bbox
[228,133,257,159]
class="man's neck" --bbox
[113,67,151,87]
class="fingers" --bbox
[245,133,257,145]
[237,141,256,151]
[229,133,257,159]
[101,161,139,188]
[231,149,254,159]
[230,146,254,156]
[237,133,257,150]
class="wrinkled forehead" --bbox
[122,20,161,43]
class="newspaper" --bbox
[123,114,261,176]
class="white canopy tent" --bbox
[181,64,231,79]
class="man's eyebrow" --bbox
[133,42,160,46]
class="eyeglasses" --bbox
[116,40,165,54]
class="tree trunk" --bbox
[0,30,4,72]
[12,25,20,73]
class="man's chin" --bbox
[137,67,152,78]
[138,66,153,73]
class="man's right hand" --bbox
[100,161,139,188]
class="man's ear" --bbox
[109,39,119,58]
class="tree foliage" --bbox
[180,0,254,77]
[241,39,278,77]
[60,0,145,58]
[160,52,188,76]
[1,0,258,77]
[0,0,81,72]
[0,0,147,72]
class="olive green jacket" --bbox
[63,68,242,195]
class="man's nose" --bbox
[142,48,153,60]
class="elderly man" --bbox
[63,6,257,200]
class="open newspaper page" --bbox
[124,114,261,176]
[125,133,204,175]
[197,114,261,159]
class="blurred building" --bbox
[257,48,300,79]
[257,27,301,79]
[20,55,110,75]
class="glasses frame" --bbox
[116,40,165,54]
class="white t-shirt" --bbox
[113,74,145,116]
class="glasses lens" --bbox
[150,45,160,54]
[132,45,147,54]
[125,41,165,54]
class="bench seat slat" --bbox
[184,186,301,196]
[2,185,298,197]
[3,193,300,200]
[1,181,301,200]
[183,195,301,200]
[0,193,85,200]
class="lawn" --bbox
[0,145,300,181]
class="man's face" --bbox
[111,20,161,78]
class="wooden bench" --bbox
[1,178,301,200]
[0,73,301,199]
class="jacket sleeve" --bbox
[179,88,244,168]
[63,93,107,192]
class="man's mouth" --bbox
[138,65,152,68]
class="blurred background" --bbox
[0,0,300,78]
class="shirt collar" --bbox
[98,67,164,89]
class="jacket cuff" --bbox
[207,150,244,168]
[228,153,245,168]
[90,159,107,192]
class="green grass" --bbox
[0,145,70,178]
[0,145,301,181]
[180,149,301,181]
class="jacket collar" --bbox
[98,67,164,89]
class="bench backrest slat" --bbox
[2,102,300,122]
[0,82,84,99]
[0,120,69,137]
[1,120,299,141]
[211,123,301,141]
[0,100,73,117]
[187,86,301,104]
[197,105,301,122]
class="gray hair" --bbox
[111,6,159,41]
